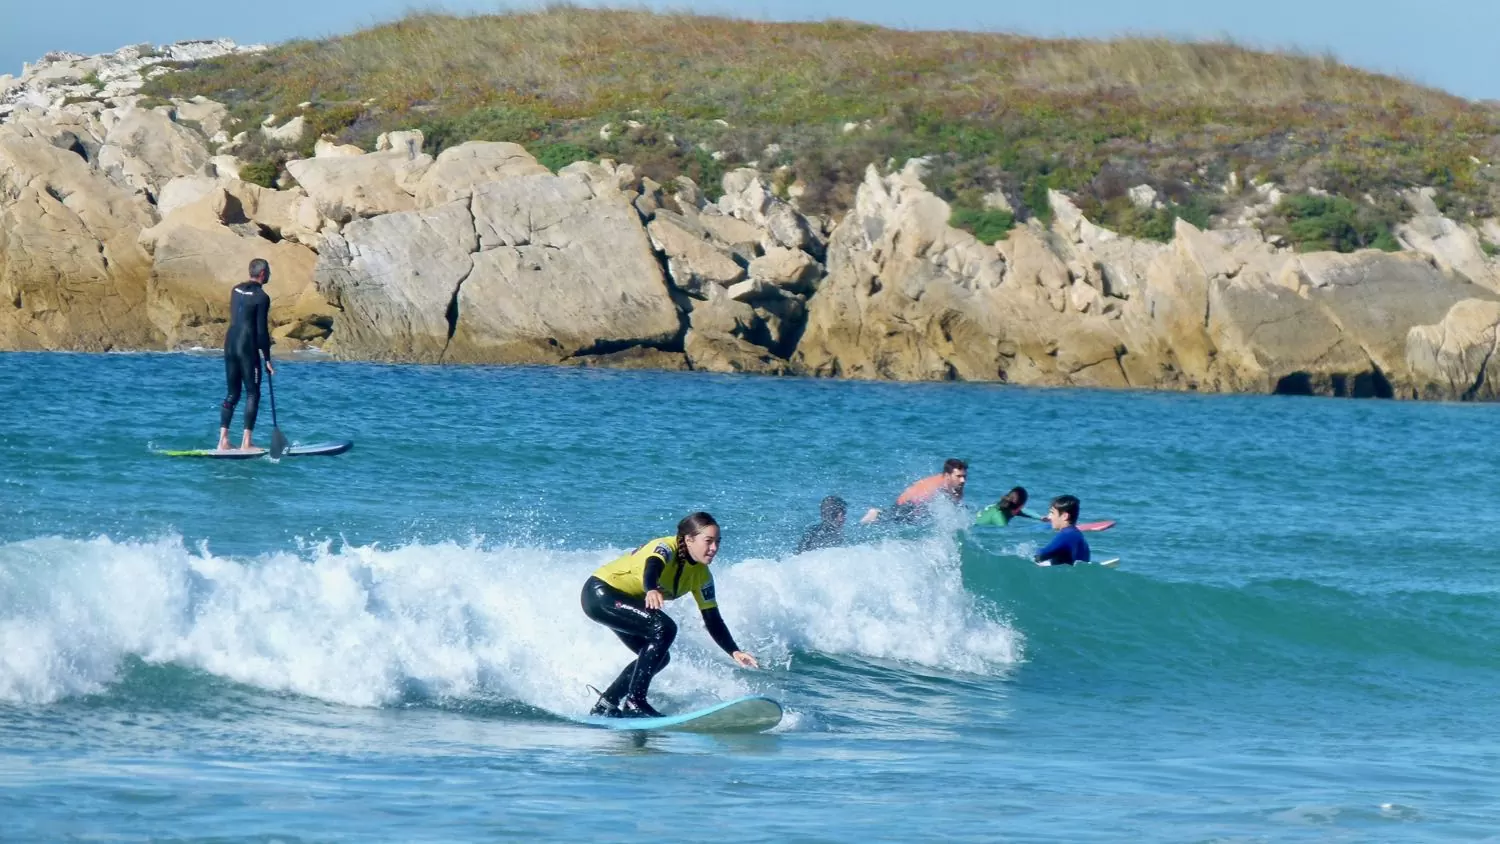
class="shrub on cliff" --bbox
[534,142,592,173]
[949,207,1015,244]
[239,158,279,189]
[1267,194,1401,253]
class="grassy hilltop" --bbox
[142,7,1500,251]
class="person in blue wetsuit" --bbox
[1035,495,1091,566]
[216,258,275,451]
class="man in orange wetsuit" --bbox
[862,458,968,524]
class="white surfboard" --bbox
[1036,557,1120,568]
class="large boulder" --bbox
[1135,219,1490,396]
[219,179,325,246]
[5,110,107,164]
[1406,299,1500,400]
[95,106,211,198]
[156,174,219,218]
[171,97,230,142]
[576,346,690,371]
[314,200,477,361]
[749,246,821,294]
[646,210,745,293]
[447,172,680,362]
[682,284,788,374]
[1285,250,1483,391]
[697,209,763,261]
[1396,214,1500,293]
[0,129,158,350]
[717,168,822,255]
[137,189,328,349]
[685,328,788,374]
[1049,191,1166,300]
[285,149,433,223]
[412,142,549,207]
[315,171,680,364]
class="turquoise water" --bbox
[3,351,1499,841]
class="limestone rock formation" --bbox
[315,172,680,364]
[0,128,158,349]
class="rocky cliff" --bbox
[4,42,1500,400]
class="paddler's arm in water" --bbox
[701,607,758,668]
[642,554,667,610]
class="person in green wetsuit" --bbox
[974,487,1041,527]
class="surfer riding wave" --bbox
[581,512,758,718]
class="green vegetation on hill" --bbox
[142,8,1500,248]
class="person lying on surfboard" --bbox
[216,258,275,451]
[582,512,759,718]
[1034,495,1091,566]
[861,458,968,525]
[974,487,1041,526]
[976,486,1116,532]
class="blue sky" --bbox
[3,0,1497,101]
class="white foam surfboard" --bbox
[1036,557,1120,568]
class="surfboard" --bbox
[283,441,353,457]
[157,440,353,459]
[976,518,1116,531]
[1036,557,1120,568]
[158,446,268,459]
[574,695,783,733]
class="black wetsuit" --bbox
[580,552,740,709]
[220,282,271,431]
[581,577,680,707]
[797,520,844,553]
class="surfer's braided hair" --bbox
[676,511,719,562]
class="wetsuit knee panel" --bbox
[645,612,677,645]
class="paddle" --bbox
[266,363,288,459]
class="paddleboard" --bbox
[1036,557,1120,568]
[574,695,783,733]
[158,447,268,459]
[283,441,353,457]
[157,440,353,459]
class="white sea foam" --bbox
[0,533,1022,710]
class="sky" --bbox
[2,0,1497,101]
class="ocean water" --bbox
[2,351,1498,842]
